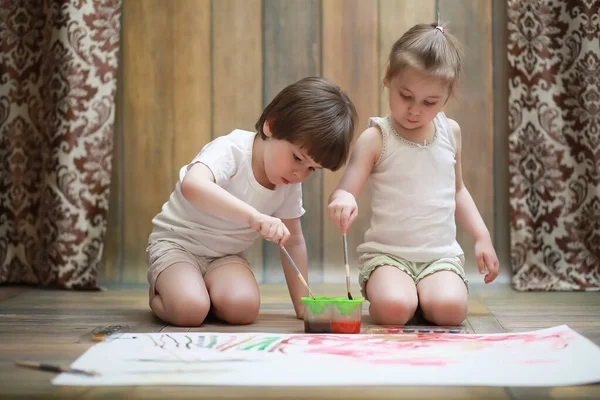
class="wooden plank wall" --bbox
[102,0,496,285]
[439,0,494,280]
[262,0,321,282]
[211,0,263,280]
[322,0,378,282]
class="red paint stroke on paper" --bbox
[205,328,573,368]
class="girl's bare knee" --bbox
[369,294,418,325]
[421,295,467,326]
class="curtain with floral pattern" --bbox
[507,0,599,291]
[0,0,122,289]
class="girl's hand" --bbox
[249,213,290,247]
[474,237,499,284]
[327,190,358,234]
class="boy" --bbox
[147,77,357,326]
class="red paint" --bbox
[330,320,361,334]
[371,358,449,366]
[271,328,574,364]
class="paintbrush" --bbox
[15,360,100,377]
[281,246,316,299]
[343,234,353,300]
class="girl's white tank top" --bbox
[357,112,464,262]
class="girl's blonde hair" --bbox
[385,23,463,93]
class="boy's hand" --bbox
[327,190,358,234]
[475,237,499,284]
[249,212,291,247]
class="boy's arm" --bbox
[450,119,499,283]
[280,217,309,319]
[182,162,259,224]
[181,163,290,244]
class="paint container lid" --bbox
[301,296,364,315]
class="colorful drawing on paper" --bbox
[52,325,600,387]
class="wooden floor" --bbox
[0,283,599,399]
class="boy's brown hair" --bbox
[385,23,463,94]
[255,77,357,171]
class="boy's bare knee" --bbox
[163,295,210,327]
[220,305,259,325]
[213,291,260,325]
[369,293,418,325]
[421,294,467,326]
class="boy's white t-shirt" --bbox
[149,129,305,258]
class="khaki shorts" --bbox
[146,240,250,302]
[358,253,469,300]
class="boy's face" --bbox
[262,123,323,187]
[385,67,449,131]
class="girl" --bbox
[328,23,499,326]
[148,77,357,327]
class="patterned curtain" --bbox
[0,1,122,289]
[507,0,599,291]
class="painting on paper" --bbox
[53,325,600,387]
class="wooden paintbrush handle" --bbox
[342,235,349,265]
[297,273,315,299]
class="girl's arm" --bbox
[328,127,382,233]
[181,162,290,245]
[450,119,500,283]
[280,217,309,319]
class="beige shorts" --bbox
[358,252,468,300]
[146,240,250,302]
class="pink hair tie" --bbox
[435,26,444,33]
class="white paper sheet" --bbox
[52,325,600,387]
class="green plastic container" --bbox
[300,296,365,334]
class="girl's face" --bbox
[385,67,450,131]
[260,123,322,188]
